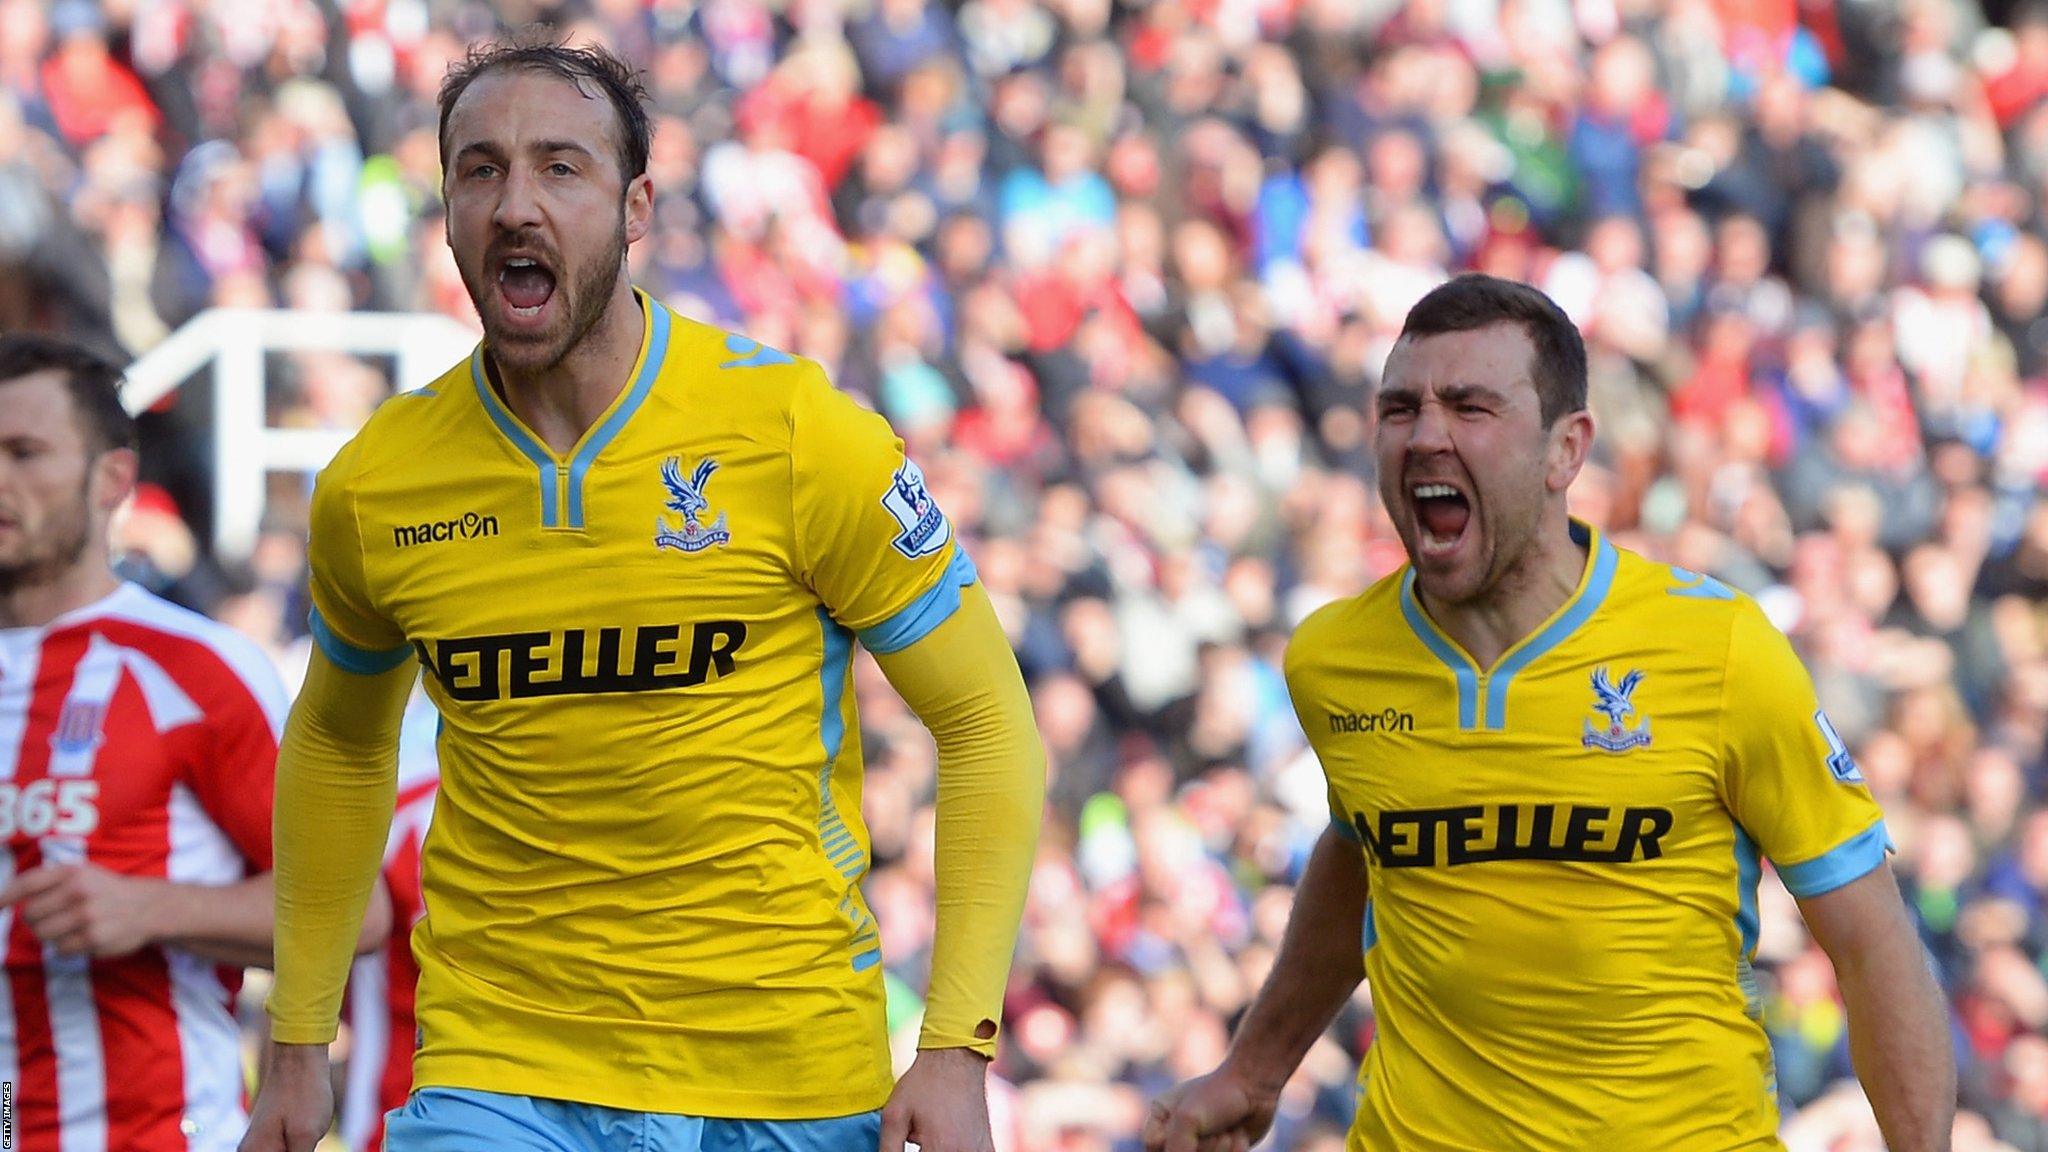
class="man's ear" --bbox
[93,447,139,516]
[624,173,655,246]
[1547,409,1595,494]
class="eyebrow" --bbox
[530,140,597,161]
[1378,382,1513,406]
[1437,382,1513,405]
[449,139,598,167]
[450,141,505,168]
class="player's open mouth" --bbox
[1411,482,1472,557]
[497,256,557,320]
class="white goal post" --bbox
[119,308,477,562]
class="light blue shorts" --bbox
[385,1087,883,1152]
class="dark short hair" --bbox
[1398,274,1589,427]
[437,28,652,187]
[0,334,138,455]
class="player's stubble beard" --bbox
[0,472,93,598]
[1388,441,1547,610]
[467,203,629,377]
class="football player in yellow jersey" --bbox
[239,31,1044,1152]
[1146,275,1954,1152]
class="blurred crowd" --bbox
[3,0,2047,1148]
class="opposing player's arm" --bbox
[1796,863,1955,1152]
[174,629,394,968]
[0,866,390,970]
[2,625,389,968]
[1719,603,1953,1149]
[142,873,281,969]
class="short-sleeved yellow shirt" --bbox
[1286,523,1888,1151]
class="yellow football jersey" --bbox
[1286,522,1888,1152]
[304,290,975,1118]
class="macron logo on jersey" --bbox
[394,512,499,549]
[1327,708,1415,735]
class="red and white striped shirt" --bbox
[340,767,436,1152]
[0,584,285,1152]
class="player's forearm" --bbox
[147,870,387,968]
[1799,865,1956,1152]
[147,871,275,968]
[1224,825,1368,1094]
[267,649,411,1044]
[873,583,1046,1056]
[921,714,1043,1055]
[1838,937,1955,1151]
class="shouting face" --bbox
[442,67,653,375]
[1374,322,1592,607]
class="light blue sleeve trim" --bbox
[309,607,412,675]
[856,548,980,655]
[1776,821,1891,898]
[1331,815,1361,842]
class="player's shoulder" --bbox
[1284,568,1408,677]
[1600,537,1789,658]
[1604,539,1755,622]
[659,306,904,473]
[320,351,481,487]
[82,585,290,723]
[652,302,830,426]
